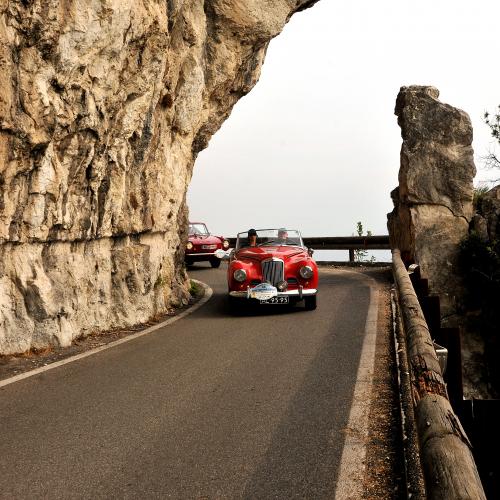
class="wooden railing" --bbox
[392,248,485,499]
[227,235,390,262]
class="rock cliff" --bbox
[388,85,476,323]
[0,0,318,354]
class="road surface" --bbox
[0,264,385,499]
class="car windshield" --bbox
[236,229,303,249]
[189,223,209,236]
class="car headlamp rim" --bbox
[186,241,193,250]
[233,268,247,282]
[299,265,314,279]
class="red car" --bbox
[185,222,229,268]
[225,228,318,310]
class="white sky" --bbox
[188,0,500,241]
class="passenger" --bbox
[277,228,288,244]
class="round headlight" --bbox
[223,240,230,249]
[233,269,247,282]
[186,242,193,250]
[299,265,313,279]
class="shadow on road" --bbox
[194,292,310,320]
[241,284,371,499]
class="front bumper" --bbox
[186,252,218,261]
[229,288,317,299]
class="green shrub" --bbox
[460,232,500,304]
[460,232,500,387]
[189,280,201,297]
[473,185,491,211]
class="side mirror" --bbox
[308,247,314,257]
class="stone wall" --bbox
[388,86,476,323]
[0,0,318,353]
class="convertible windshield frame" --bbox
[189,223,209,236]
[236,229,304,249]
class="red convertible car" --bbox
[185,222,229,268]
[224,228,318,310]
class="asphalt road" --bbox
[0,264,377,499]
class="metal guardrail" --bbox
[227,235,390,262]
[392,248,486,500]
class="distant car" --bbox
[225,228,318,310]
[185,222,229,268]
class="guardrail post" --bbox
[408,266,464,411]
[435,327,463,411]
[348,249,354,262]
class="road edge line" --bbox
[334,285,379,499]
[0,279,213,389]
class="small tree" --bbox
[354,221,375,262]
[483,106,500,180]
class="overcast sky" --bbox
[188,0,500,244]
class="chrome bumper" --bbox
[229,288,317,299]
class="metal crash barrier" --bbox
[227,235,391,262]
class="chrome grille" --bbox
[261,259,284,286]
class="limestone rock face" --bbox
[388,86,476,322]
[0,0,318,354]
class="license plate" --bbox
[260,296,289,305]
[202,244,217,249]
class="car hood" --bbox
[188,234,221,244]
[235,246,306,262]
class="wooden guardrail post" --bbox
[392,249,486,500]
[407,266,464,411]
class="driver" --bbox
[246,228,258,247]
[277,228,288,244]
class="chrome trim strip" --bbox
[186,252,216,257]
[261,257,284,286]
[235,229,304,249]
[229,289,317,298]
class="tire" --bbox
[185,258,194,267]
[210,257,221,268]
[304,295,317,311]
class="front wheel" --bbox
[210,258,221,268]
[304,295,317,311]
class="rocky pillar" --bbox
[388,85,476,323]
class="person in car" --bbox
[243,228,258,247]
[277,228,288,244]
